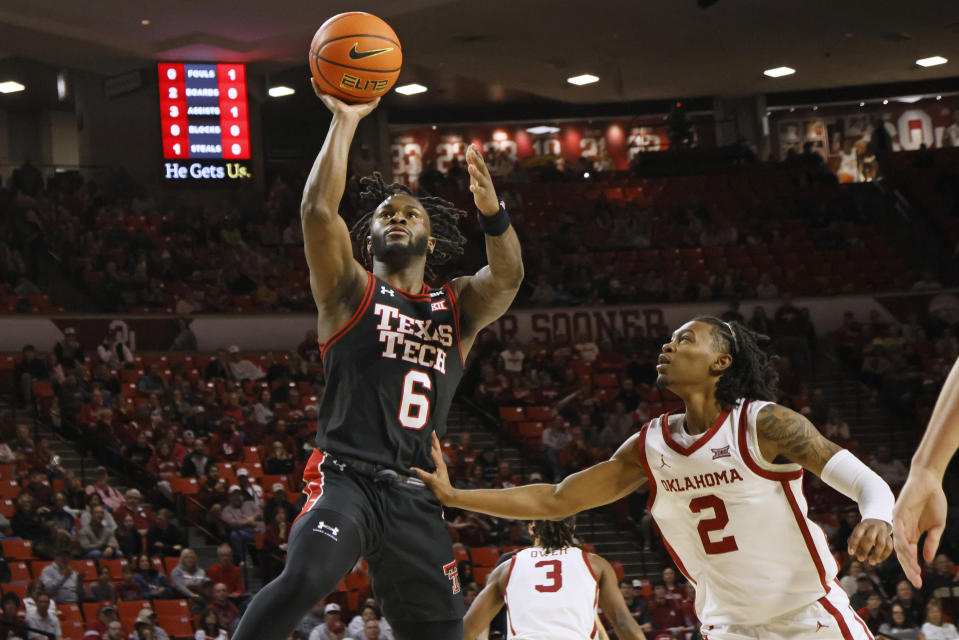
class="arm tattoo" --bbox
[757,404,841,472]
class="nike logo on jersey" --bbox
[349,43,395,60]
[313,520,339,541]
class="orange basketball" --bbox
[309,12,403,103]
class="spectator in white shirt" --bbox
[227,346,265,381]
[498,340,525,373]
[921,602,959,640]
[822,408,851,443]
[39,550,84,604]
[235,468,264,508]
[573,332,599,362]
[97,327,134,369]
[24,593,60,640]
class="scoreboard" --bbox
[158,62,252,181]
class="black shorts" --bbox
[296,449,465,623]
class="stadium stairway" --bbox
[446,402,662,582]
[2,396,226,588]
[806,342,912,460]
[2,390,659,591]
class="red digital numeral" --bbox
[689,494,738,555]
[534,559,563,592]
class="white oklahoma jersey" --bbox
[639,398,873,639]
[503,546,599,640]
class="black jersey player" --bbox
[231,82,524,640]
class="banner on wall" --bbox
[3,290,955,353]
[390,115,716,187]
[770,96,959,181]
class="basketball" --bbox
[308,12,403,103]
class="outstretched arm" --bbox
[462,561,509,640]
[894,356,959,587]
[301,81,379,338]
[414,432,647,520]
[756,403,894,565]
[590,554,647,640]
[450,145,523,350]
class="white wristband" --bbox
[820,449,894,524]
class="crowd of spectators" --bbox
[835,303,959,433]
[0,155,945,316]
[2,153,958,638]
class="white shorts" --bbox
[701,583,873,640]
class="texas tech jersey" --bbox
[639,399,838,626]
[315,272,464,470]
[504,546,599,640]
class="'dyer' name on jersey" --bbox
[374,302,454,374]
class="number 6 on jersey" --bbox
[399,370,432,429]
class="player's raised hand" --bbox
[412,432,455,504]
[311,78,380,120]
[847,518,893,566]
[466,144,500,216]
[893,467,947,588]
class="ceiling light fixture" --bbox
[141,19,150,25]
[898,96,922,103]
[937,95,943,100]
[567,74,599,86]
[859,102,865,107]
[267,86,294,97]
[526,125,560,135]
[763,66,796,78]
[395,83,427,95]
[882,99,889,104]
[0,81,25,94]
[812,105,818,111]
[916,56,947,67]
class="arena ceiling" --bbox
[0,0,958,106]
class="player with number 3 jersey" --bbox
[417,316,895,640]
[463,519,645,640]
[231,82,523,640]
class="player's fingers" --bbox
[852,526,876,562]
[430,431,445,467]
[846,524,865,558]
[894,524,922,588]
[924,523,945,564]
[410,467,431,482]
[863,526,883,563]
[871,529,893,565]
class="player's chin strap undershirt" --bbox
[820,449,895,527]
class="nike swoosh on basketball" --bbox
[349,43,395,59]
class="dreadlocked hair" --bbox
[349,171,467,279]
[529,517,578,554]
[691,315,780,408]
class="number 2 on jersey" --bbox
[533,560,563,592]
[399,370,432,430]
[689,494,738,554]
